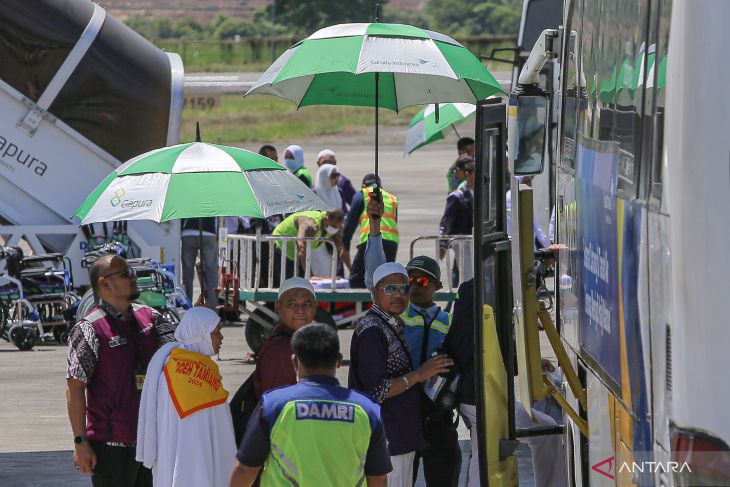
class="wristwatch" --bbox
[74,435,89,445]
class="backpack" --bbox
[229,373,258,446]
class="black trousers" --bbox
[348,240,398,288]
[90,442,152,487]
[413,411,461,487]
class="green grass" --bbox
[181,95,420,145]
[160,39,294,73]
[166,37,513,143]
[161,38,517,73]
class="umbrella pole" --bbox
[373,0,381,179]
[198,219,208,307]
[452,125,461,139]
[372,72,382,219]
[194,123,208,307]
[375,72,379,178]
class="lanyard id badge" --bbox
[135,370,146,391]
[120,314,146,392]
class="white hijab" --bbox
[173,307,219,356]
[137,307,221,468]
[314,163,342,210]
[284,144,305,172]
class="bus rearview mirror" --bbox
[508,90,548,176]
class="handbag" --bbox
[229,373,258,446]
[422,349,462,411]
[417,308,462,411]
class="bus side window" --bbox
[577,0,598,140]
[649,0,671,205]
[612,0,650,200]
[560,16,580,172]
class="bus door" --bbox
[473,98,518,486]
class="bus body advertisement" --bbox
[475,0,730,485]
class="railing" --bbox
[224,233,339,292]
[409,235,474,292]
[221,232,473,294]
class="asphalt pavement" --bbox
[0,142,540,486]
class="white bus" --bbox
[472,0,730,485]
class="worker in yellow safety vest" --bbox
[271,209,346,285]
[343,173,399,288]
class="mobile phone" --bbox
[371,185,381,220]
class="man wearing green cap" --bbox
[402,256,460,486]
[363,202,461,486]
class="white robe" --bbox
[137,308,236,487]
[149,369,236,487]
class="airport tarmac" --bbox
[0,142,542,486]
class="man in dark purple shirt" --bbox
[253,278,317,397]
[439,159,475,287]
[349,228,453,486]
[439,159,475,254]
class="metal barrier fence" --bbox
[222,233,339,292]
[409,235,473,292]
[222,233,474,293]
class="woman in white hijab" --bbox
[313,163,343,211]
[282,144,304,173]
[310,164,343,276]
[137,307,235,487]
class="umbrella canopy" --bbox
[73,142,329,225]
[246,23,504,111]
[246,22,504,178]
[404,102,476,155]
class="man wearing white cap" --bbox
[363,199,462,486]
[252,277,317,398]
[317,149,357,209]
[349,255,453,486]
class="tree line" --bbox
[125,0,522,42]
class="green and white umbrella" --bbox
[247,23,503,110]
[404,102,476,155]
[246,22,505,175]
[73,141,328,224]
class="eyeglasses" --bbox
[381,283,411,295]
[102,266,137,279]
[408,275,431,288]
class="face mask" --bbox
[284,158,300,172]
[325,225,338,235]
